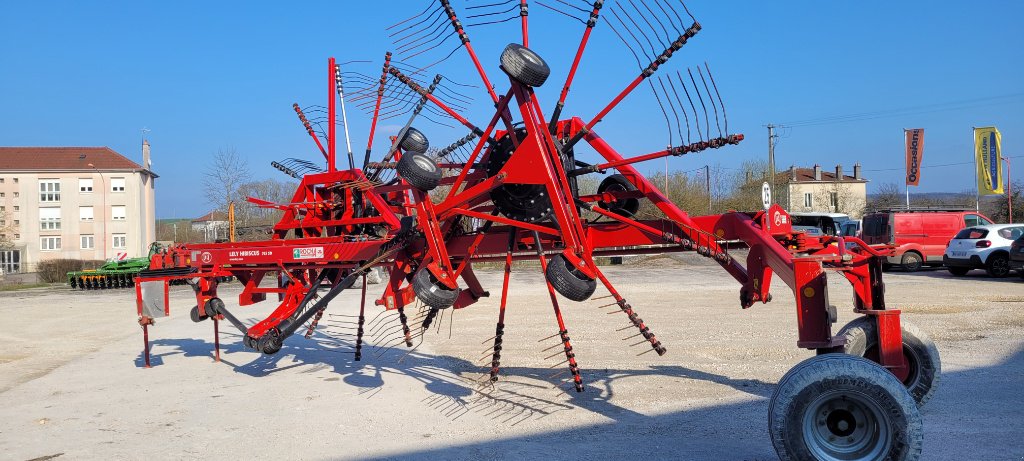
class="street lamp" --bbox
[87,163,106,261]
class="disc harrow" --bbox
[132,2,936,459]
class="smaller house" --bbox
[779,164,868,219]
[191,211,228,242]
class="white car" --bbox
[943,223,1024,277]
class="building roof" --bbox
[0,147,142,172]
[785,167,866,183]
[192,211,228,223]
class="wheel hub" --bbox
[803,390,891,460]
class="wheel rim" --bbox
[412,155,437,173]
[992,257,1009,276]
[803,389,892,460]
[866,343,922,390]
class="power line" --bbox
[863,155,1024,172]
[778,92,1024,128]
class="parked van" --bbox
[861,208,993,271]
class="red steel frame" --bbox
[134,10,909,387]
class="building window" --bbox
[13,220,18,226]
[830,192,839,209]
[0,250,19,274]
[803,192,813,208]
[39,180,61,202]
[81,235,95,249]
[112,205,126,221]
[111,177,126,192]
[39,208,61,231]
[0,193,4,198]
[112,234,126,249]
[13,206,19,211]
[80,206,94,221]
[0,206,4,211]
[0,178,4,184]
[79,178,94,193]
[40,236,61,251]
[13,192,18,198]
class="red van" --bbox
[861,208,993,271]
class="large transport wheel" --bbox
[900,252,923,272]
[499,43,551,87]
[399,127,429,153]
[412,268,460,309]
[837,317,941,407]
[985,253,1010,277]
[769,354,923,461]
[545,254,597,302]
[397,152,442,192]
[596,174,640,218]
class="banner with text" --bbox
[975,126,1003,195]
[905,128,924,186]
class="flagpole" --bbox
[904,129,910,208]
[973,127,980,212]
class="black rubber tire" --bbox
[985,252,1010,277]
[399,127,429,153]
[189,305,208,323]
[412,268,460,309]
[837,317,941,407]
[597,174,640,218]
[397,152,442,191]
[545,254,597,302]
[204,297,225,317]
[947,266,970,276]
[900,252,923,272]
[769,354,923,461]
[258,333,282,355]
[499,43,550,87]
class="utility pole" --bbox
[705,164,711,213]
[766,124,779,197]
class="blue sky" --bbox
[1,1,1021,218]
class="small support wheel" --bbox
[412,268,460,309]
[190,305,208,323]
[596,174,640,218]
[399,127,429,153]
[499,43,550,87]
[545,254,597,302]
[769,354,923,461]
[397,152,442,191]
[204,297,225,317]
[837,317,941,406]
[257,332,283,355]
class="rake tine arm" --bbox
[549,0,604,133]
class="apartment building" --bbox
[0,143,156,273]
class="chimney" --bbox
[789,165,797,181]
[854,162,862,180]
[835,164,843,181]
[142,140,151,171]
[813,164,821,181]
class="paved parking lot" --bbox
[0,259,1021,460]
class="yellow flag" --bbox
[975,127,1003,195]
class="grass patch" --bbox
[0,282,55,292]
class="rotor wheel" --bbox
[397,152,442,191]
[545,254,597,302]
[412,268,460,309]
[499,43,551,87]
[837,317,941,407]
[769,354,923,461]
[596,174,640,218]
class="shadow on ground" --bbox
[135,317,1024,460]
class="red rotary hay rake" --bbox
[134,1,938,458]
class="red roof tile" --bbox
[782,167,865,183]
[0,147,142,171]
[192,211,228,223]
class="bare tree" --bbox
[203,147,252,215]
[0,208,14,250]
[234,178,296,227]
[865,183,902,211]
[814,181,866,217]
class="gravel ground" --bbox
[0,258,1021,460]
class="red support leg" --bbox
[213,317,221,363]
[489,229,517,381]
[533,232,583,392]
